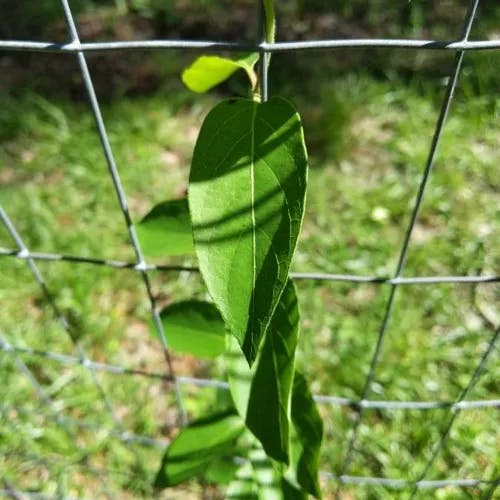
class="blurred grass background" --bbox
[0,1,499,498]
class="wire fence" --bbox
[0,0,499,498]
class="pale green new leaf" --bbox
[136,198,194,257]
[189,97,308,364]
[227,280,299,464]
[157,300,226,359]
[154,410,244,489]
[182,53,259,93]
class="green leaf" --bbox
[189,97,308,365]
[154,410,245,489]
[287,372,323,499]
[157,300,226,359]
[182,53,259,93]
[226,334,252,418]
[227,280,299,464]
[204,456,239,485]
[246,280,299,462]
[280,478,308,500]
[136,198,194,257]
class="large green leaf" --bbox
[189,97,308,364]
[182,53,259,93]
[287,372,323,499]
[154,410,244,489]
[227,280,299,464]
[157,300,226,359]
[136,198,194,257]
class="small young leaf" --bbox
[189,97,308,365]
[287,371,323,499]
[136,198,194,257]
[154,410,244,489]
[157,300,226,359]
[182,53,259,93]
[227,280,299,464]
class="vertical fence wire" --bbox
[335,1,482,493]
[58,0,187,426]
[258,0,270,103]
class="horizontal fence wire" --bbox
[2,477,499,500]
[1,247,498,285]
[0,489,78,500]
[1,39,500,53]
[322,474,500,490]
[3,401,499,495]
[0,0,499,497]
[1,402,167,449]
[1,340,498,412]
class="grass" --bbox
[0,51,498,499]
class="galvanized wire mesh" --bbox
[0,0,498,498]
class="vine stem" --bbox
[255,0,275,102]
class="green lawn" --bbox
[0,55,498,499]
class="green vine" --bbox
[137,2,324,497]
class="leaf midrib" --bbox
[249,102,258,360]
